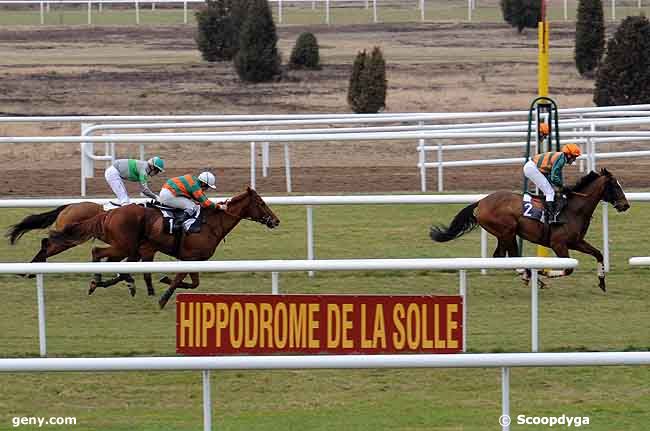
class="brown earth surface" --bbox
[0,21,647,196]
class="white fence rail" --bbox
[0,257,578,358]
[2,192,647,273]
[0,352,647,431]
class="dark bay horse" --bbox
[49,187,280,308]
[430,169,630,291]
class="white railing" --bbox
[0,0,384,25]
[0,257,577,358]
[79,113,650,194]
[1,191,646,273]
[628,257,650,266]
[0,352,648,431]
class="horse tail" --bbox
[50,213,107,248]
[6,204,70,245]
[430,202,479,242]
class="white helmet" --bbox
[197,171,217,189]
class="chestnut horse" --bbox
[430,169,629,291]
[50,187,280,308]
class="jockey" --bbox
[104,156,165,208]
[159,171,227,233]
[523,143,582,224]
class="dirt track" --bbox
[0,21,646,196]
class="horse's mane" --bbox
[570,171,601,192]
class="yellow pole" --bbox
[537,1,552,263]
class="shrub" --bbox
[594,15,650,105]
[289,32,320,70]
[234,0,281,82]
[347,47,387,114]
[575,0,605,77]
[195,0,237,62]
[505,0,541,33]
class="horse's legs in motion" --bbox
[138,244,157,296]
[568,239,606,292]
[159,272,200,309]
[493,240,507,258]
[30,237,76,263]
[88,246,136,296]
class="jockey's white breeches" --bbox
[523,160,555,202]
[159,188,199,215]
[104,165,130,205]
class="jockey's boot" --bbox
[546,200,561,224]
[182,207,201,233]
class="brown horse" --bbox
[430,169,630,291]
[50,187,280,308]
[6,202,147,289]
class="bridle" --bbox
[219,198,275,226]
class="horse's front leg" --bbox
[569,239,606,292]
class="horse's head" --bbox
[225,187,280,228]
[600,168,630,212]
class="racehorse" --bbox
[430,169,629,291]
[49,187,280,308]
[6,202,154,289]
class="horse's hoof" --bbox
[128,284,136,297]
[159,298,168,309]
[599,278,607,292]
[89,280,97,295]
[27,274,35,279]
[147,288,155,296]
[159,276,171,285]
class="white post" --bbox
[590,124,597,171]
[99,0,102,12]
[139,143,145,161]
[272,272,279,294]
[418,138,426,192]
[151,2,155,10]
[36,274,46,357]
[87,0,92,24]
[250,142,256,189]
[81,142,87,197]
[183,1,188,24]
[40,2,45,24]
[531,269,539,352]
[420,0,424,21]
[365,0,368,8]
[307,206,315,277]
[459,270,467,352]
[283,143,292,193]
[480,228,488,275]
[437,141,443,192]
[202,370,212,431]
[262,142,270,177]
[564,0,568,20]
[325,0,330,24]
[639,0,642,8]
[612,0,616,20]
[467,0,472,21]
[110,142,116,164]
[135,0,140,24]
[501,367,510,431]
[602,202,610,272]
[372,0,377,22]
[278,0,283,24]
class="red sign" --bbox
[176,294,462,355]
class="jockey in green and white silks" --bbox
[104,157,165,206]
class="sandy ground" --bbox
[0,21,645,196]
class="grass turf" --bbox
[0,202,648,430]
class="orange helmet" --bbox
[562,143,581,158]
[539,123,550,136]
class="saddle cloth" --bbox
[522,193,545,223]
[143,202,188,235]
[522,193,567,224]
